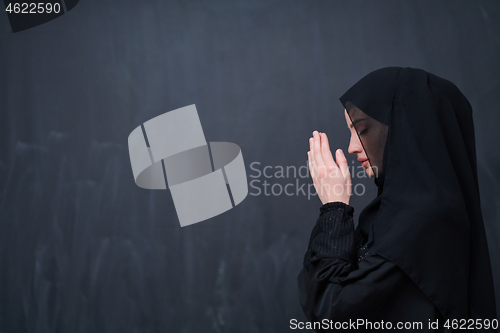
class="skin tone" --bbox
[307,110,374,205]
[344,109,375,178]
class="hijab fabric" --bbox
[340,67,496,320]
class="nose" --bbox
[348,133,363,155]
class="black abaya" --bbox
[298,67,497,331]
[298,202,449,332]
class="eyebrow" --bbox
[348,117,367,129]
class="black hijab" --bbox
[340,67,496,320]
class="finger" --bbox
[309,135,318,172]
[308,151,314,178]
[335,149,350,179]
[309,138,316,176]
[312,131,325,171]
[320,133,337,169]
[309,155,319,191]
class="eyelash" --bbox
[358,129,367,135]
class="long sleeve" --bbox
[302,202,361,280]
[298,202,448,332]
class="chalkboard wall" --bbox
[1,1,499,332]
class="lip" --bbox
[358,158,369,167]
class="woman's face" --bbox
[344,109,375,177]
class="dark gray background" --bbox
[1,1,499,332]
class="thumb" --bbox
[335,149,350,178]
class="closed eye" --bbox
[358,128,368,135]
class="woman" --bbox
[298,67,497,332]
